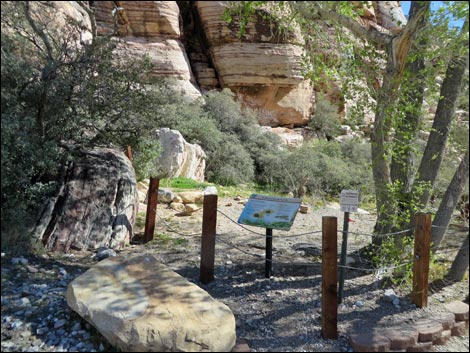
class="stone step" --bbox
[445,301,469,321]
[406,341,433,352]
[415,319,443,342]
[349,332,391,352]
[383,327,418,350]
[451,320,467,336]
[432,329,451,345]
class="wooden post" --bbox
[200,193,218,284]
[265,228,273,278]
[412,213,431,308]
[322,216,338,339]
[125,145,133,162]
[143,177,159,243]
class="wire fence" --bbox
[153,205,466,278]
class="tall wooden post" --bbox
[200,192,218,284]
[412,213,431,308]
[143,177,159,243]
[322,216,338,339]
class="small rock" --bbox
[94,248,116,261]
[355,300,364,308]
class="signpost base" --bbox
[265,228,273,278]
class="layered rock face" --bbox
[91,1,406,128]
[94,1,201,99]
[195,1,314,127]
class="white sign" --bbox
[340,190,359,213]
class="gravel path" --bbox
[1,195,468,352]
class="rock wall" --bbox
[195,1,314,127]
[94,1,201,99]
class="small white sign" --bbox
[340,190,359,213]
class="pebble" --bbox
[1,255,109,353]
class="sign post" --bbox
[265,228,273,278]
[238,194,301,278]
[338,190,359,304]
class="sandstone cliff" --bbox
[90,1,404,128]
[22,1,406,128]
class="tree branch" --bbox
[311,2,392,46]
[23,1,53,61]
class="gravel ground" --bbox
[1,195,468,352]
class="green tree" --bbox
[224,1,469,245]
[1,1,165,242]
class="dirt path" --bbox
[127,194,469,352]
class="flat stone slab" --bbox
[451,321,467,336]
[433,312,455,330]
[406,341,432,352]
[432,329,451,345]
[67,254,236,352]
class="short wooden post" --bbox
[125,145,133,162]
[200,193,218,284]
[322,216,338,339]
[143,177,159,243]
[412,213,431,308]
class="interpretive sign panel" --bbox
[238,194,301,231]
[340,190,359,213]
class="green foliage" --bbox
[132,139,162,182]
[259,140,373,199]
[1,2,164,242]
[309,93,342,139]
[367,236,415,287]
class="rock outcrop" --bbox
[154,128,206,182]
[195,1,314,127]
[36,148,138,252]
[66,254,236,352]
[94,1,201,100]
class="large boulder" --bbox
[66,254,236,352]
[154,128,206,182]
[36,148,138,252]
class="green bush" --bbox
[259,140,373,199]
[1,2,165,241]
[309,93,342,140]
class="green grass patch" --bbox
[160,177,210,190]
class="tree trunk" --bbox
[390,1,429,194]
[431,149,469,248]
[371,2,429,241]
[446,233,469,282]
[390,56,425,191]
[414,28,469,209]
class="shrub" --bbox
[1,2,165,242]
[259,140,373,199]
[309,93,342,140]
